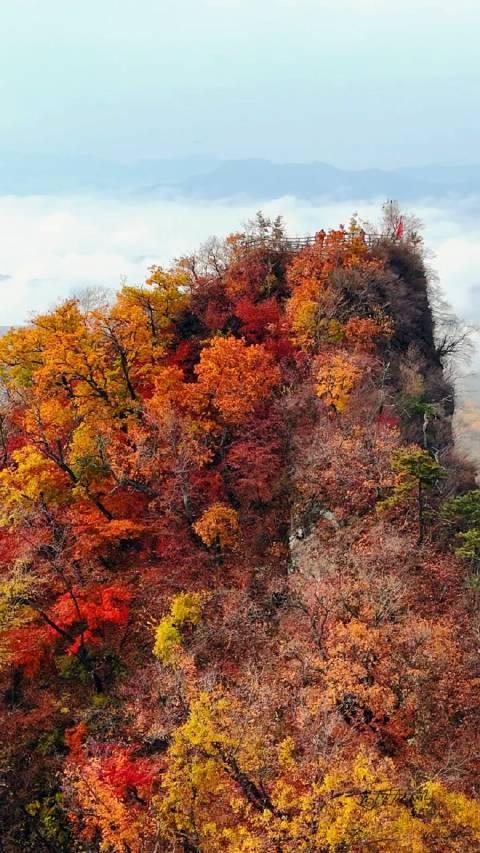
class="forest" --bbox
[2,208,480,851]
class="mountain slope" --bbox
[1,216,480,851]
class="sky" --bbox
[1,0,480,350]
[2,0,480,168]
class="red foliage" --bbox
[51,585,132,655]
[97,748,155,798]
[65,722,88,758]
[234,297,282,342]
[8,586,132,673]
[1,220,479,848]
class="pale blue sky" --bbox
[1,0,480,168]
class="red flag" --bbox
[396,217,405,240]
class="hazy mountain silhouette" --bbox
[2,153,480,201]
[0,154,216,195]
[164,160,480,201]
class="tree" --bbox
[443,490,480,573]
[193,503,240,551]
[65,746,156,853]
[380,447,446,542]
[375,200,424,249]
[315,351,367,414]
[153,591,205,665]
[155,691,480,851]
[7,584,131,690]
[194,335,281,425]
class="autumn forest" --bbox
[2,208,480,851]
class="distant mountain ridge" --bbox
[2,153,480,201]
[162,160,480,202]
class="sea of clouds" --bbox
[0,193,479,326]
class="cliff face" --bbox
[286,239,459,569]
[1,221,480,852]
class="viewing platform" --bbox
[242,231,384,251]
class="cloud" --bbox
[0,192,479,328]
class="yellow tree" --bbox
[194,336,281,425]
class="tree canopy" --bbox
[1,213,479,852]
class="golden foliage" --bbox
[193,502,240,549]
[153,591,204,665]
[194,336,280,424]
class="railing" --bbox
[242,232,383,251]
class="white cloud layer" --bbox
[0,193,479,326]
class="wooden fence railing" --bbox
[242,232,387,252]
